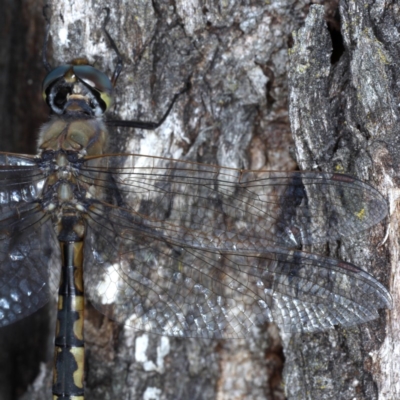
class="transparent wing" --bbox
[79,154,390,336]
[79,154,387,248]
[0,153,60,327]
[83,203,391,336]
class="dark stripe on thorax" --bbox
[53,241,85,400]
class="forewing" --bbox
[79,154,388,248]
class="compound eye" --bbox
[42,65,71,99]
[73,65,113,111]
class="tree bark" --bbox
[0,0,396,399]
[285,4,397,399]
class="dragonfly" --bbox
[0,9,392,400]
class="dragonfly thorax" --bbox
[36,150,101,242]
[38,115,108,156]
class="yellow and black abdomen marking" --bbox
[53,241,85,400]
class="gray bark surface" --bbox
[0,0,395,399]
[286,4,397,400]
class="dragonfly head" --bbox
[42,58,114,117]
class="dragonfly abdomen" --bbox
[52,241,85,400]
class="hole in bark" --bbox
[327,11,345,64]
[287,33,294,49]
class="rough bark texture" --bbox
[0,0,396,399]
[285,4,398,400]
